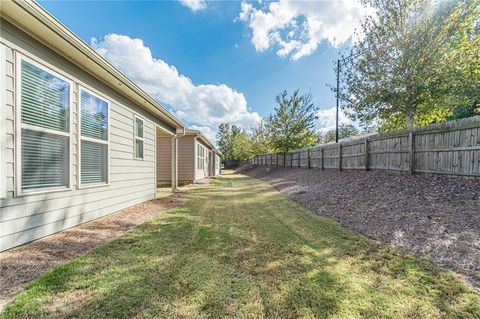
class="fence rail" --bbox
[247,116,480,177]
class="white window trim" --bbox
[134,115,145,160]
[0,46,6,199]
[78,85,110,189]
[15,53,74,196]
[197,142,207,170]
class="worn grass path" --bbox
[2,173,480,318]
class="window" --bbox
[79,87,109,186]
[17,56,71,193]
[134,116,144,159]
[197,143,205,170]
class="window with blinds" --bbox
[19,58,71,192]
[134,116,144,159]
[79,88,109,186]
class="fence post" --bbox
[307,149,311,169]
[291,154,293,167]
[298,152,301,168]
[338,144,343,171]
[409,131,415,174]
[321,148,324,170]
[364,139,369,171]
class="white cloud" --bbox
[91,34,261,136]
[179,0,207,12]
[238,0,372,60]
[317,106,352,133]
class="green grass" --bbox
[2,173,479,318]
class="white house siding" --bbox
[214,154,221,176]
[194,139,210,181]
[0,20,175,251]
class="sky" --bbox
[40,0,369,142]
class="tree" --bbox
[443,5,480,120]
[249,120,273,155]
[230,128,252,161]
[216,123,253,161]
[337,0,478,131]
[266,90,319,152]
[216,123,234,161]
[319,124,360,143]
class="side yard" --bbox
[240,165,480,292]
[0,195,179,310]
[2,173,479,318]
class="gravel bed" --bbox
[0,195,180,310]
[239,165,480,292]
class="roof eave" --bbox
[1,0,186,130]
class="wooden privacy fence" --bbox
[248,116,480,177]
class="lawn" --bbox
[2,173,479,318]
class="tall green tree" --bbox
[216,123,234,161]
[249,120,273,155]
[216,123,253,161]
[337,0,479,131]
[443,6,480,120]
[266,90,319,152]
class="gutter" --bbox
[1,0,187,132]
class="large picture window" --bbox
[79,87,109,186]
[134,116,144,159]
[197,143,205,170]
[17,57,71,193]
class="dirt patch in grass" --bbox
[240,165,480,292]
[0,195,180,310]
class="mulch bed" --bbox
[0,195,180,310]
[239,165,480,293]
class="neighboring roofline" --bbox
[0,0,187,132]
[185,129,223,158]
[186,129,213,148]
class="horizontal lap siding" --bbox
[156,135,195,185]
[178,136,194,182]
[156,137,172,184]
[0,21,170,251]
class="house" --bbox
[157,129,223,186]
[0,1,212,251]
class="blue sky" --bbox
[40,0,368,141]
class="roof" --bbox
[185,129,223,158]
[0,0,187,133]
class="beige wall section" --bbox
[156,135,195,185]
[0,20,176,251]
[156,136,172,185]
[178,135,195,182]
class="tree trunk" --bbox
[406,115,414,130]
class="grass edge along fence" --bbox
[248,116,480,177]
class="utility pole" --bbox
[335,59,340,143]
